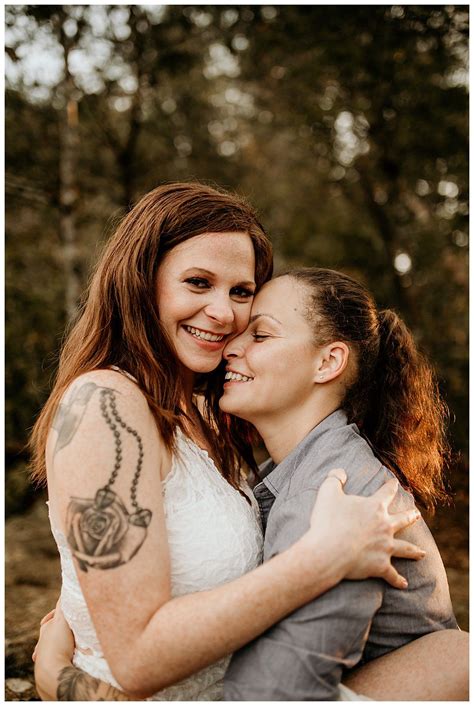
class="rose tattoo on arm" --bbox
[63,387,152,572]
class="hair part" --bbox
[30,182,273,489]
[282,267,450,513]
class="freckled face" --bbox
[220,276,318,421]
[156,232,256,376]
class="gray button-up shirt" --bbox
[224,410,457,701]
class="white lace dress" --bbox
[48,428,264,700]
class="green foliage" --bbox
[5,5,468,472]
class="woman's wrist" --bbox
[290,534,348,598]
[35,653,71,701]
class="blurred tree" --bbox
[5,5,468,486]
[55,6,82,322]
[220,5,468,452]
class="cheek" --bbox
[257,346,312,386]
[157,298,175,330]
[159,290,191,326]
[234,303,252,333]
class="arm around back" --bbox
[46,372,351,697]
[224,487,386,701]
[225,459,456,701]
[46,377,423,699]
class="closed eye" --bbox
[252,333,271,341]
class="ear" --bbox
[313,341,350,384]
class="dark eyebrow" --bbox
[182,268,256,288]
[249,313,282,325]
[182,267,215,277]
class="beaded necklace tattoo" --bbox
[65,386,152,571]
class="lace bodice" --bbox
[49,428,263,700]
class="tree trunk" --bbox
[357,164,413,317]
[58,22,81,323]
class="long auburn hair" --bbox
[284,268,450,513]
[30,182,273,489]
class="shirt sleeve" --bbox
[224,488,385,701]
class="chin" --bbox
[180,353,222,374]
[219,395,248,419]
[218,395,235,413]
[194,362,221,374]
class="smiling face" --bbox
[156,231,256,380]
[220,276,320,422]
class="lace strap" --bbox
[108,366,137,383]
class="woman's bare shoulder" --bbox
[48,369,170,480]
[60,369,146,409]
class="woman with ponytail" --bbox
[282,269,450,515]
[219,267,463,700]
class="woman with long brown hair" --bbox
[31,183,460,701]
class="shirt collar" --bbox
[260,409,349,496]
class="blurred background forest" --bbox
[5,4,469,700]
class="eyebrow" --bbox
[182,267,256,287]
[249,313,282,325]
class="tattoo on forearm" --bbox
[66,388,152,572]
[57,665,131,700]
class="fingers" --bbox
[40,609,55,626]
[372,477,399,508]
[34,605,58,661]
[382,564,408,590]
[390,508,421,534]
[392,538,426,560]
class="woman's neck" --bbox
[253,396,341,465]
[180,365,196,409]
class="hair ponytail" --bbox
[361,309,450,513]
[285,268,450,513]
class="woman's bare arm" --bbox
[33,605,132,701]
[36,617,467,701]
[43,370,423,699]
[343,629,469,700]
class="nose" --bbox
[223,331,247,360]
[204,294,235,327]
